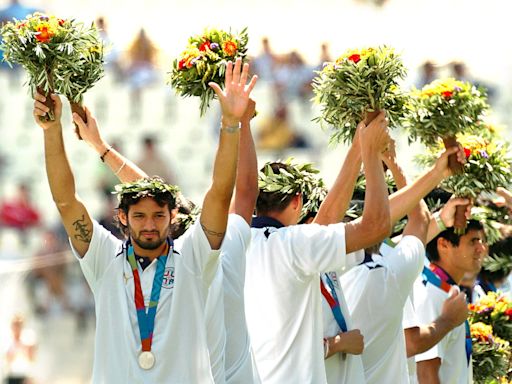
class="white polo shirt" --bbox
[413,277,471,384]
[340,236,425,384]
[322,267,366,384]
[245,222,362,384]
[72,218,219,384]
[221,214,261,384]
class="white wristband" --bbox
[221,122,241,133]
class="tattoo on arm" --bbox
[200,223,225,238]
[72,215,92,243]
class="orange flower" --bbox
[35,25,54,43]
[222,40,237,57]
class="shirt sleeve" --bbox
[288,222,362,276]
[69,220,123,294]
[413,283,447,362]
[403,295,420,329]
[179,214,221,282]
[385,236,425,300]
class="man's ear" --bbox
[170,207,179,224]
[437,237,451,253]
[118,209,128,226]
[291,193,302,210]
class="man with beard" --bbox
[33,58,257,383]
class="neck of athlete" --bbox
[132,240,168,261]
[432,259,465,285]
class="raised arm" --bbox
[383,140,429,244]
[344,111,391,253]
[229,98,258,224]
[386,146,465,227]
[72,107,148,183]
[313,124,363,225]
[201,59,258,249]
[34,93,92,258]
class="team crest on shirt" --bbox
[162,267,175,289]
[327,271,340,288]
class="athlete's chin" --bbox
[134,237,165,250]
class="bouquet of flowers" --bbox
[312,46,409,144]
[168,27,249,116]
[258,158,327,221]
[469,322,510,384]
[469,292,512,342]
[0,13,105,137]
[404,78,489,173]
[416,134,512,233]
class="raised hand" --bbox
[209,58,258,127]
[359,110,390,155]
[241,98,256,125]
[33,92,62,130]
[72,107,105,151]
[495,187,512,211]
[439,196,472,228]
[433,145,466,178]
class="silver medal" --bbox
[138,351,155,370]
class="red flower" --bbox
[178,60,186,70]
[58,19,65,26]
[463,147,471,159]
[35,26,54,43]
[348,54,361,63]
[442,91,453,98]
[17,22,26,29]
[199,40,211,52]
[505,308,512,320]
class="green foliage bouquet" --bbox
[258,158,327,221]
[313,46,409,144]
[404,78,489,173]
[0,13,105,137]
[469,322,510,384]
[168,27,249,116]
[416,134,511,233]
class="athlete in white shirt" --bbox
[245,112,392,383]
[338,139,466,384]
[74,91,261,384]
[403,196,473,383]
[33,59,257,383]
[414,218,486,384]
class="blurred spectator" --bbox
[0,183,40,244]
[274,51,313,104]
[257,103,309,152]
[416,60,438,88]
[251,37,276,82]
[29,228,70,316]
[2,314,37,384]
[137,135,176,184]
[95,16,123,83]
[450,60,497,103]
[98,195,123,239]
[124,28,160,120]
[317,42,332,68]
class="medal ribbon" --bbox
[320,273,348,333]
[127,240,172,352]
[422,264,472,365]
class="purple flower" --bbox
[454,86,462,92]
[39,15,49,21]
[480,150,489,158]
[210,43,220,51]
